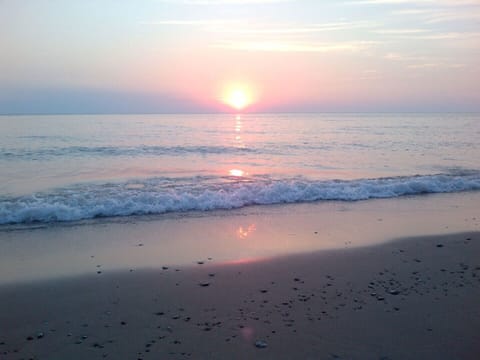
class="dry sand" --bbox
[1,231,479,359]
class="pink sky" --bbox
[1,0,479,113]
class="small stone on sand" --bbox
[255,340,268,349]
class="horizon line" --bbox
[1,110,480,116]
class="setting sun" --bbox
[228,90,249,110]
[221,84,255,111]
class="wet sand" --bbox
[1,192,479,285]
[1,232,479,360]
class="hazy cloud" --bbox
[140,19,236,26]
[213,40,378,52]
[407,63,466,69]
[159,0,292,4]
[348,0,480,5]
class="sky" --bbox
[1,0,479,114]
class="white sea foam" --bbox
[1,173,479,225]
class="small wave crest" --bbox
[1,172,479,225]
[0,145,260,160]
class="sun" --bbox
[229,90,249,110]
[222,85,254,111]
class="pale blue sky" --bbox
[1,0,479,113]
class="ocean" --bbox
[1,113,479,225]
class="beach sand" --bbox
[1,231,479,360]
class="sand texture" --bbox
[1,232,479,359]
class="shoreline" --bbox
[1,192,479,285]
[1,231,479,359]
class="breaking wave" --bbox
[1,172,479,225]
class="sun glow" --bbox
[228,90,249,110]
[222,84,255,111]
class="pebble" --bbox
[255,340,268,349]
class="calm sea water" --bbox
[1,113,479,224]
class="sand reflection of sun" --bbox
[236,224,257,239]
